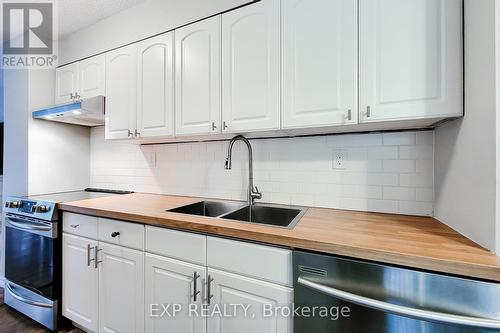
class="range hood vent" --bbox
[32,96,105,127]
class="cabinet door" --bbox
[55,63,79,104]
[79,54,106,99]
[175,16,221,136]
[145,253,206,333]
[359,0,462,122]
[282,0,357,129]
[222,0,280,132]
[207,268,293,333]
[105,44,137,139]
[137,33,174,138]
[62,233,98,332]
[98,242,144,333]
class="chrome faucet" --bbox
[224,135,262,205]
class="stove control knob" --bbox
[6,201,23,208]
[35,205,50,213]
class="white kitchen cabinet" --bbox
[56,55,105,104]
[359,0,462,123]
[105,44,138,139]
[145,253,206,333]
[281,0,357,129]
[222,0,280,133]
[78,54,106,100]
[62,234,99,332]
[207,268,293,333]
[175,16,222,136]
[98,242,144,333]
[55,63,79,104]
[137,33,175,138]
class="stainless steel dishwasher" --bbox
[294,251,500,333]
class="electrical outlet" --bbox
[333,149,347,169]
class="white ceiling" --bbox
[58,0,147,38]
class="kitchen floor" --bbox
[0,288,76,333]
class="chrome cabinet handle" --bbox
[94,246,102,269]
[211,122,217,131]
[365,106,371,118]
[74,92,81,101]
[70,93,75,100]
[298,276,500,330]
[192,272,200,302]
[70,224,79,229]
[347,109,352,121]
[222,121,228,131]
[87,244,95,267]
[127,129,133,137]
[6,283,53,308]
[111,232,120,238]
[134,129,140,137]
[205,275,214,305]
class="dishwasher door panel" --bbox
[293,251,500,333]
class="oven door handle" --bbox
[5,283,53,308]
[298,276,500,330]
[6,217,52,232]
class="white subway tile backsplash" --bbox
[416,131,434,145]
[383,132,416,146]
[382,160,415,173]
[399,201,433,216]
[399,145,433,160]
[90,128,434,216]
[383,187,415,201]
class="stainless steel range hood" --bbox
[32,96,104,127]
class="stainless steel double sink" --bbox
[167,200,307,229]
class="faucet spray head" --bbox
[224,158,232,170]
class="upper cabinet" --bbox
[55,63,79,104]
[175,16,221,136]
[137,33,175,138]
[55,55,105,104]
[78,54,106,100]
[105,44,138,140]
[65,0,460,141]
[221,0,280,133]
[281,0,358,129]
[359,0,462,123]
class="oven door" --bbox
[5,214,57,301]
[294,251,500,333]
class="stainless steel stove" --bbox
[3,189,132,330]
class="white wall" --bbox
[435,0,497,252]
[59,0,254,65]
[27,70,90,195]
[91,127,434,216]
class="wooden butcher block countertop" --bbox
[59,193,500,282]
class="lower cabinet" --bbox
[62,214,293,333]
[145,253,207,333]
[99,242,144,333]
[207,268,293,333]
[63,233,145,333]
[62,234,99,332]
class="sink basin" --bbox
[220,204,307,228]
[167,200,246,217]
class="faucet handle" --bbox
[252,186,262,200]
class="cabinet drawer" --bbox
[145,226,206,265]
[207,237,293,287]
[63,212,98,239]
[98,218,145,250]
